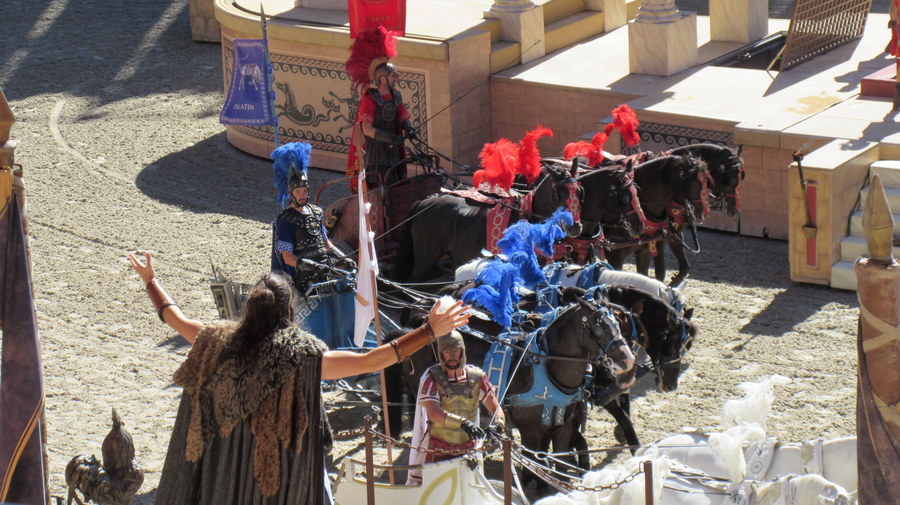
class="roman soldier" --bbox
[345,26,417,191]
[271,141,336,291]
[407,330,505,485]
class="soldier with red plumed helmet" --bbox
[345,26,417,191]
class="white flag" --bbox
[354,170,379,347]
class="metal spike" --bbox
[862,174,894,262]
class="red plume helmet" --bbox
[475,139,519,192]
[517,126,553,184]
[345,26,399,91]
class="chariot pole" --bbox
[854,174,900,503]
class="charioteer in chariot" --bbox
[408,330,505,485]
[345,26,417,191]
[270,141,346,292]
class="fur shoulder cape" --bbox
[173,322,327,496]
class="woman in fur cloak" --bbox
[128,252,470,505]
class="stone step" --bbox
[490,40,522,73]
[544,10,607,55]
[870,160,900,188]
[849,209,900,236]
[542,0,588,25]
[830,260,857,291]
[859,183,900,212]
[839,234,900,261]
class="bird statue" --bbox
[65,409,144,505]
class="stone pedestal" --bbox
[486,0,546,64]
[586,0,627,31]
[628,11,698,76]
[189,0,221,42]
[710,0,768,44]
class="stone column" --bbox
[627,0,697,76]
[188,0,221,43]
[485,0,546,64]
[854,174,900,504]
[710,0,768,44]
[586,0,627,32]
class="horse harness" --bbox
[500,303,624,427]
[443,175,583,257]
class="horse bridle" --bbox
[610,170,648,235]
[579,302,628,369]
[649,316,693,379]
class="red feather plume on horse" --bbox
[475,138,519,191]
[611,104,640,147]
[563,131,608,167]
[345,26,398,91]
[517,126,553,184]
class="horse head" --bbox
[572,296,635,377]
[710,144,745,217]
[671,144,745,217]
[674,154,711,223]
[533,160,583,238]
[577,161,646,238]
[653,307,697,392]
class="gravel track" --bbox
[1,0,863,502]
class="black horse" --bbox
[394,158,646,282]
[670,144,745,218]
[565,284,697,452]
[392,161,583,282]
[559,161,646,263]
[384,292,635,483]
[609,144,745,286]
[634,144,746,285]
[603,153,709,286]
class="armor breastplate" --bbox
[429,366,483,445]
[279,206,326,256]
[365,89,403,170]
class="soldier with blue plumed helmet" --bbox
[271,142,336,291]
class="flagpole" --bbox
[358,173,395,482]
[259,4,279,147]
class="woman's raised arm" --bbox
[320,300,470,380]
[128,252,204,344]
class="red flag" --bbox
[348,0,406,38]
[0,190,48,505]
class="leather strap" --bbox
[389,323,436,363]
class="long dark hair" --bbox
[222,271,295,362]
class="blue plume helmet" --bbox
[272,142,313,208]
[461,260,519,328]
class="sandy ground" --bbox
[0,0,868,503]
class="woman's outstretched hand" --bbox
[128,252,156,285]
[427,299,470,337]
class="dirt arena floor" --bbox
[1,0,875,502]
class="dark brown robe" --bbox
[154,323,329,505]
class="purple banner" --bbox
[220,39,275,126]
